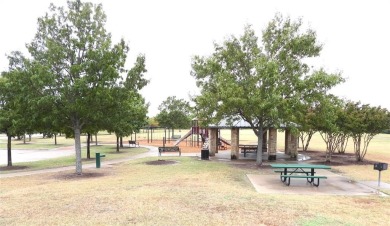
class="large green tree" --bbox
[0,56,42,166]
[296,70,345,152]
[0,74,15,166]
[191,15,343,164]
[312,95,344,162]
[155,96,192,136]
[344,102,390,161]
[10,0,148,174]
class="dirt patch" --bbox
[303,150,378,166]
[219,150,377,170]
[51,171,108,180]
[145,160,178,165]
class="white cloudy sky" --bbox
[1,0,389,116]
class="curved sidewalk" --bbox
[0,145,159,179]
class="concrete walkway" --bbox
[0,145,159,179]
[211,150,389,196]
[0,146,74,164]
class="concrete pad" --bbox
[247,169,385,196]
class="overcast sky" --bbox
[1,0,389,116]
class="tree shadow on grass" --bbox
[145,160,178,165]
[51,171,108,181]
[0,165,30,171]
[302,150,378,166]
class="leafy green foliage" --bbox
[343,101,390,161]
[155,96,192,130]
[4,0,148,174]
[191,14,343,164]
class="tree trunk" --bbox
[299,131,314,152]
[256,126,263,165]
[29,134,31,141]
[304,131,314,152]
[7,133,12,167]
[120,136,123,148]
[87,133,91,159]
[54,134,57,145]
[354,136,362,161]
[116,135,120,152]
[24,133,26,144]
[95,134,98,146]
[74,126,82,175]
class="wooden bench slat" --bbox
[158,146,181,156]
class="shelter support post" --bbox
[231,128,239,160]
[209,128,218,156]
[285,129,291,154]
[268,128,277,160]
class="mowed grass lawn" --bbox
[1,131,390,225]
[0,135,148,172]
[1,156,390,225]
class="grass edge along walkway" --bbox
[0,145,158,178]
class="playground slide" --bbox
[173,129,231,146]
[173,130,193,146]
[219,137,231,146]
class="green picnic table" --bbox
[270,164,331,187]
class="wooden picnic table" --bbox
[270,164,331,187]
[239,145,258,157]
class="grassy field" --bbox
[1,130,390,225]
[1,156,390,225]
[0,134,148,172]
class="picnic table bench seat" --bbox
[158,146,181,156]
[280,175,327,187]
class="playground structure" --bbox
[131,119,232,149]
[173,118,208,147]
[173,118,231,149]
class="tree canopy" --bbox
[4,0,148,174]
[191,14,343,164]
[343,101,390,161]
[155,96,192,132]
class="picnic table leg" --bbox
[313,178,320,187]
[280,168,287,182]
[307,168,315,183]
[285,177,291,186]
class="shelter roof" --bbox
[207,118,289,129]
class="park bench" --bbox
[280,175,327,187]
[128,140,139,147]
[158,146,181,156]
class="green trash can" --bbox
[96,153,106,168]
